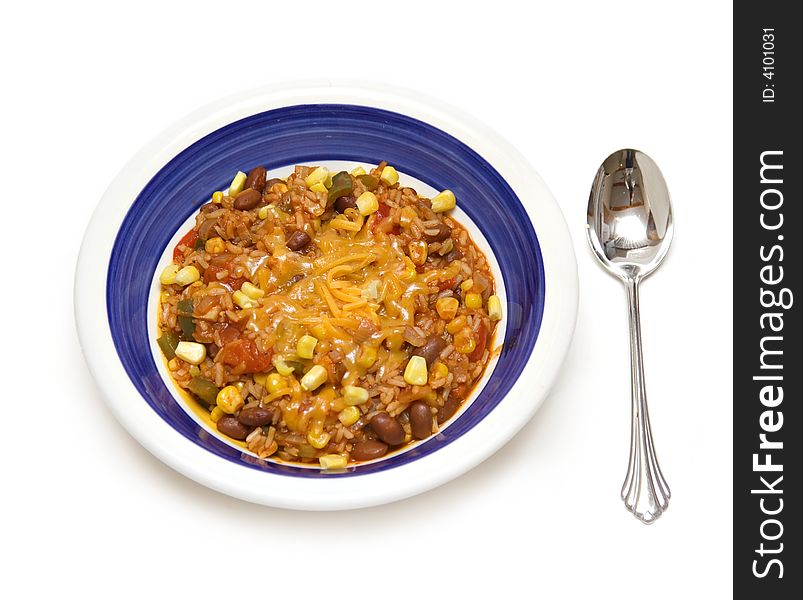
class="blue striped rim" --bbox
[107,104,544,477]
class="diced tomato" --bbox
[371,203,400,234]
[202,255,247,290]
[216,323,241,345]
[217,338,273,373]
[437,277,456,292]
[173,229,198,262]
[375,202,391,223]
[468,323,489,362]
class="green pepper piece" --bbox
[286,360,307,374]
[194,237,205,251]
[327,171,353,203]
[358,174,379,191]
[187,377,220,407]
[176,298,195,339]
[157,331,180,359]
[176,299,193,316]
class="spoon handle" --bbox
[622,278,670,523]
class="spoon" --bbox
[586,149,673,524]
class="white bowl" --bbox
[75,81,578,509]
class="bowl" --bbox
[75,81,578,509]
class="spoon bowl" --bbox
[586,148,673,524]
[587,149,673,281]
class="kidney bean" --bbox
[333,195,357,213]
[413,335,447,366]
[438,384,466,424]
[351,439,389,461]
[369,413,405,446]
[245,166,267,192]
[197,216,219,241]
[238,406,276,427]
[409,401,432,440]
[233,188,261,210]
[217,416,250,440]
[265,178,285,192]
[445,248,463,263]
[286,230,311,251]
[423,222,452,243]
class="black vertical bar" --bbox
[734,4,798,596]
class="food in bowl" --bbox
[156,161,502,468]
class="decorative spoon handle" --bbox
[621,278,670,523]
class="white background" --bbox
[1,1,732,598]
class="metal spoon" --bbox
[586,149,673,524]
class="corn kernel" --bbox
[310,323,328,339]
[350,166,366,176]
[212,191,224,204]
[399,206,417,226]
[232,290,258,309]
[385,332,404,351]
[356,191,379,216]
[296,335,318,359]
[431,189,456,213]
[361,280,381,301]
[210,406,224,423]
[241,281,265,300]
[174,265,200,286]
[304,166,329,188]
[380,165,399,186]
[229,171,247,196]
[159,263,179,285]
[446,316,467,335]
[188,365,201,377]
[408,240,428,265]
[398,256,417,281]
[300,365,328,391]
[319,453,347,469]
[343,385,369,405]
[436,297,459,320]
[266,373,285,393]
[488,295,503,321]
[216,385,244,414]
[273,356,295,376]
[233,381,246,394]
[430,361,449,382]
[258,206,269,220]
[404,355,428,386]
[309,182,328,194]
[205,236,225,254]
[465,292,483,309]
[357,346,377,368]
[338,406,361,426]
[454,328,477,355]
[460,279,474,292]
[252,372,270,388]
[174,341,207,365]
[307,430,331,449]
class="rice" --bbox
[156,161,501,467]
